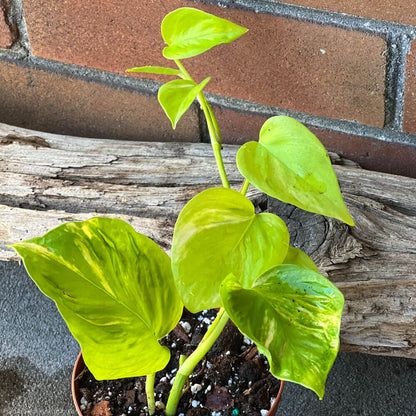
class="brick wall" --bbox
[1,0,416,177]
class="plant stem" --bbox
[165,308,229,416]
[240,179,250,195]
[205,97,223,145]
[175,59,229,188]
[198,94,230,188]
[146,373,156,415]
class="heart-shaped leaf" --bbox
[11,218,183,380]
[158,78,210,129]
[126,66,181,76]
[236,116,354,225]
[171,187,289,313]
[220,266,344,399]
[161,7,248,60]
[283,246,319,273]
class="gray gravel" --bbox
[1,260,415,416]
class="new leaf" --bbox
[236,116,354,225]
[171,188,289,313]
[220,265,344,399]
[126,66,181,76]
[158,78,210,129]
[161,7,248,60]
[11,218,183,380]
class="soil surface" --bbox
[77,309,281,416]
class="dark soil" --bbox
[77,309,281,416]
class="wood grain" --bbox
[1,122,415,359]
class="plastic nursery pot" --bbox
[71,352,285,416]
[72,352,85,416]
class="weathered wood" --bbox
[1,122,415,359]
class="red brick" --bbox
[0,61,199,142]
[273,0,416,26]
[22,1,386,127]
[214,105,416,178]
[313,129,416,179]
[403,40,416,135]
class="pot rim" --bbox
[71,351,84,416]
[71,351,284,416]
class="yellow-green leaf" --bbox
[171,188,289,313]
[162,8,248,60]
[283,246,320,273]
[126,66,180,76]
[11,218,183,380]
[236,116,354,225]
[220,266,344,399]
[158,78,210,128]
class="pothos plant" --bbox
[11,7,354,416]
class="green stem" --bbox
[165,308,229,416]
[240,179,249,195]
[203,94,223,145]
[198,94,230,188]
[146,373,156,415]
[175,59,229,188]
[179,354,187,368]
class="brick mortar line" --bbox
[191,0,416,38]
[2,49,415,148]
[384,34,412,131]
[189,0,416,136]
[0,50,161,96]
[2,0,29,54]
[205,92,416,147]
[6,0,416,140]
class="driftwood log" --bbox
[1,123,415,359]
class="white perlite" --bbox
[191,383,203,394]
[180,321,191,334]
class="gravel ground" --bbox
[1,260,415,416]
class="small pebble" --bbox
[260,410,268,416]
[192,400,200,407]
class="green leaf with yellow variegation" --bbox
[220,265,344,399]
[11,218,183,380]
[171,187,289,313]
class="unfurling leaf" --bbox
[171,187,289,313]
[12,218,183,380]
[158,78,210,128]
[220,265,344,399]
[162,7,248,60]
[126,66,181,76]
[236,116,354,226]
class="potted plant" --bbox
[10,7,354,416]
